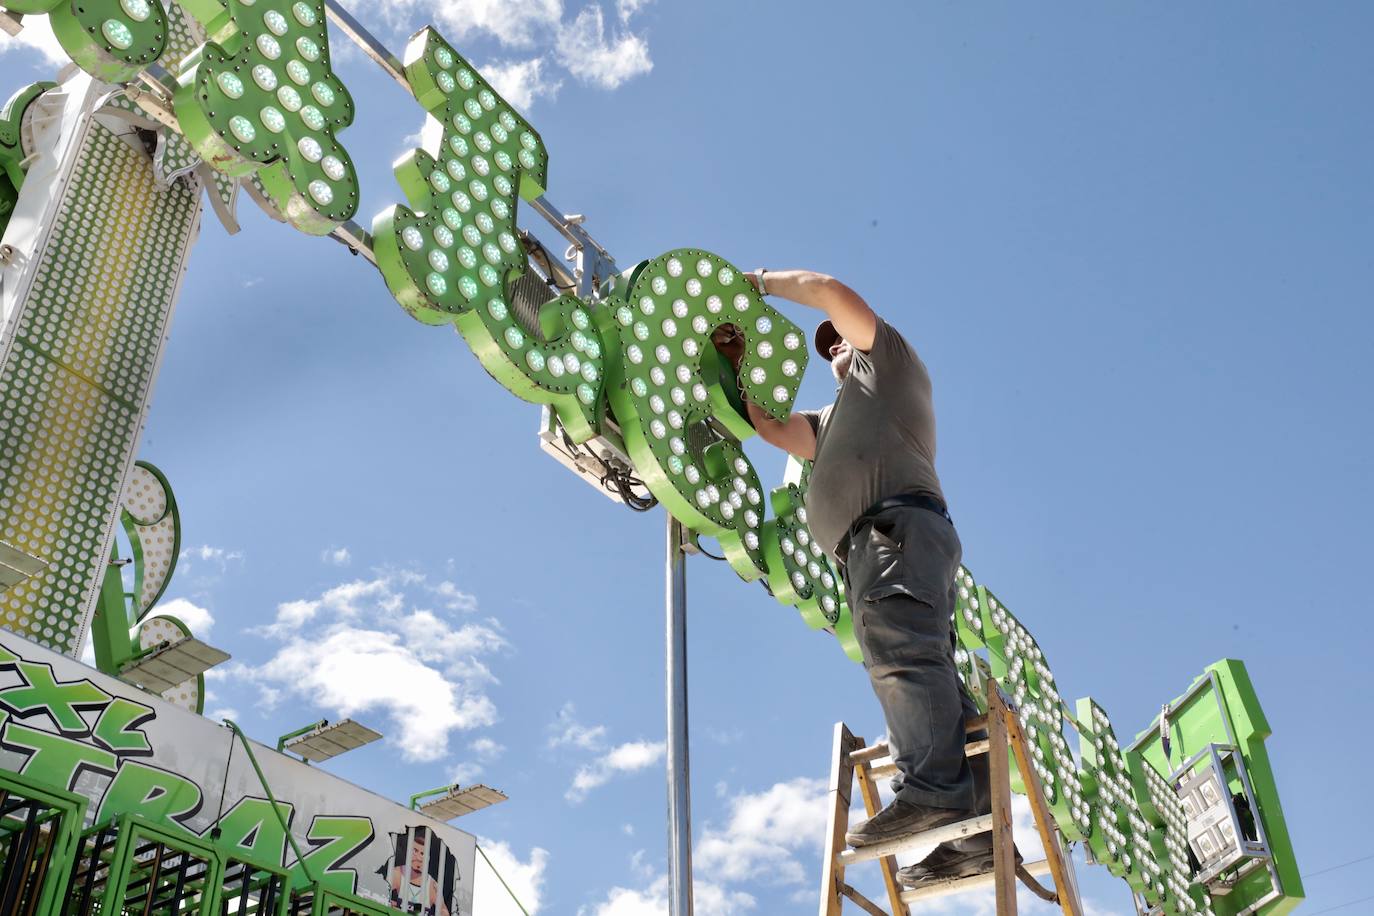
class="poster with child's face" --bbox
[386,825,462,916]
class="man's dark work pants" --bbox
[844,504,987,842]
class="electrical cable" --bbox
[557,425,657,512]
[1304,893,1374,915]
[525,236,576,292]
[691,536,725,561]
[1302,852,1374,880]
[602,463,656,511]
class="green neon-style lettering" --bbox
[1,720,117,790]
[0,662,109,736]
[606,249,805,580]
[0,0,169,83]
[291,814,375,895]
[98,759,204,828]
[90,696,155,757]
[373,28,608,441]
[173,0,358,235]
[211,795,294,868]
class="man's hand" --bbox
[746,400,816,460]
[710,323,745,370]
[744,269,876,353]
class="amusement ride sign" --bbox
[0,1,1301,914]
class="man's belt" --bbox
[836,492,952,566]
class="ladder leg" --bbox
[854,757,908,916]
[987,690,1018,915]
[1004,706,1084,916]
[820,723,858,916]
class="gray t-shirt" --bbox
[799,318,945,559]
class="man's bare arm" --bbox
[748,269,877,352]
[746,400,816,460]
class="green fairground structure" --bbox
[0,2,1300,913]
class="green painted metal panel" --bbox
[1134,660,1303,914]
[373,28,617,443]
[0,767,87,916]
[605,250,806,581]
[0,117,200,657]
[173,0,358,234]
[0,0,170,83]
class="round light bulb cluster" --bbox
[1077,700,1175,889]
[42,0,173,82]
[379,30,601,430]
[182,0,357,228]
[763,465,845,627]
[984,596,1092,836]
[1136,751,1207,911]
[615,249,806,572]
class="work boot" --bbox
[897,842,1023,887]
[845,799,973,848]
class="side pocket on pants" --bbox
[860,526,939,607]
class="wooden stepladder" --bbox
[819,686,1085,916]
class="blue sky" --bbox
[4,1,1372,913]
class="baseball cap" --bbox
[814,319,841,361]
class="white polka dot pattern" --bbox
[137,615,201,712]
[0,122,200,657]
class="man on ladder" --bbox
[723,269,1004,888]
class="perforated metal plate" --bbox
[0,117,200,657]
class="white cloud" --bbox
[566,739,664,802]
[616,0,652,25]
[256,575,419,637]
[580,876,755,916]
[694,778,829,886]
[450,761,484,784]
[226,573,505,761]
[148,597,216,639]
[475,837,549,914]
[471,737,505,760]
[579,777,834,914]
[380,0,652,98]
[383,0,563,49]
[547,703,608,750]
[431,580,479,612]
[554,5,652,89]
[321,546,352,566]
[180,545,245,564]
[450,734,506,783]
[0,17,67,69]
[478,57,562,111]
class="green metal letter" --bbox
[0,0,169,82]
[606,249,805,580]
[373,28,609,442]
[173,0,358,234]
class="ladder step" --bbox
[899,859,1053,904]
[836,814,993,866]
[866,739,990,780]
[847,717,988,766]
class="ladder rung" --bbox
[847,717,988,766]
[865,739,991,780]
[899,858,1053,904]
[836,814,993,866]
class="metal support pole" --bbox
[666,516,694,916]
